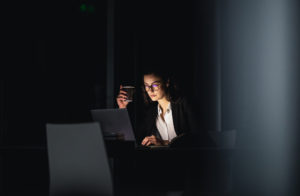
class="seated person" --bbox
[116,68,201,146]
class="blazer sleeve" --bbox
[135,104,158,144]
[181,97,202,134]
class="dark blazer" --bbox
[135,97,201,144]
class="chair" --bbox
[46,122,113,196]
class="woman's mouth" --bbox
[150,95,156,98]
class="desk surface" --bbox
[0,140,234,153]
[0,141,235,196]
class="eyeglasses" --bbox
[144,82,161,91]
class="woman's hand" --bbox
[141,135,169,146]
[116,85,130,109]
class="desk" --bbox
[104,140,235,196]
[0,142,234,196]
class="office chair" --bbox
[46,122,113,196]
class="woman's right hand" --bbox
[141,135,169,146]
[116,85,129,109]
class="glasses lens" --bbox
[144,83,160,91]
[145,85,149,91]
[152,84,159,90]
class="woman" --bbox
[116,68,199,146]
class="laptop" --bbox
[90,108,135,141]
[90,108,169,149]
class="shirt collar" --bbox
[157,103,172,115]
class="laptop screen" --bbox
[90,108,135,141]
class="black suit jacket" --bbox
[135,97,201,144]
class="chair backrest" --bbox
[46,122,113,196]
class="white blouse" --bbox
[156,103,177,141]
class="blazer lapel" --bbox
[171,102,180,135]
[146,103,158,136]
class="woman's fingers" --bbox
[116,97,126,103]
[149,135,159,145]
[120,90,127,94]
[145,140,152,146]
[150,135,164,145]
[142,137,154,146]
[116,85,130,109]
[145,139,153,146]
[119,86,128,94]
[118,93,128,98]
[141,136,166,146]
[117,95,127,100]
[141,137,149,145]
[141,135,164,146]
[117,91,128,100]
[117,91,128,99]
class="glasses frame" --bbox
[144,82,162,92]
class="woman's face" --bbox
[143,74,166,102]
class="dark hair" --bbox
[141,67,182,105]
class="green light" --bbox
[80,4,87,12]
[87,5,95,13]
[80,4,95,14]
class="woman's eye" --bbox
[152,84,159,87]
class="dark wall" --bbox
[114,0,200,89]
[45,1,107,122]
[1,2,107,194]
[1,1,107,146]
[193,0,218,131]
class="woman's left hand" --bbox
[141,135,169,146]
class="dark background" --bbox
[1,0,299,195]
[1,1,215,194]
[1,0,217,145]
